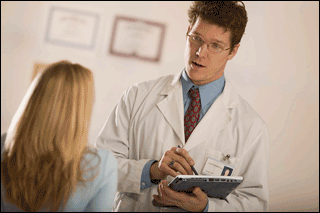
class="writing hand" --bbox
[150,147,195,181]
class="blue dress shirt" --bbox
[140,69,225,211]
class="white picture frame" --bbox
[44,6,100,50]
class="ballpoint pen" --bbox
[178,145,199,175]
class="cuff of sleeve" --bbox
[141,160,158,189]
[203,199,209,212]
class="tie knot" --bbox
[189,87,200,100]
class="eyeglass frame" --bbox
[186,33,231,53]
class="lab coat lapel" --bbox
[183,78,239,152]
[157,72,185,144]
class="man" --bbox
[95,1,269,212]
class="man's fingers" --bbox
[172,158,192,175]
[193,187,201,195]
[174,147,195,166]
[162,150,192,176]
[170,147,194,175]
[169,160,188,175]
[158,159,180,177]
[157,181,174,204]
[157,183,162,197]
[161,180,180,200]
[155,181,208,211]
[193,187,207,199]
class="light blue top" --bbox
[140,69,226,212]
[1,138,118,212]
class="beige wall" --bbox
[1,1,319,211]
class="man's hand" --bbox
[150,147,195,181]
[153,179,208,212]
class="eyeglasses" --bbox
[187,33,231,53]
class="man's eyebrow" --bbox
[192,31,226,45]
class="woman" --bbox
[1,61,117,212]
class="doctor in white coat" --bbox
[95,1,269,212]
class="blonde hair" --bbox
[1,60,99,212]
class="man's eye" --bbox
[210,43,220,49]
[194,36,202,42]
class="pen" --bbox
[178,145,199,175]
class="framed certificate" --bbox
[32,62,48,82]
[44,6,100,50]
[109,16,166,63]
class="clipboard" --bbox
[168,175,243,199]
[152,175,243,208]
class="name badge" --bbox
[202,157,234,176]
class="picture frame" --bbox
[109,16,166,63]
[32,62,48,82]
[44,6,100,50]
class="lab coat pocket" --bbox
[201,149,240,176]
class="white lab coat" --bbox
[95,70,270,212]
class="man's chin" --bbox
[185,72,205,85]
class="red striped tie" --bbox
[184,87,201,142]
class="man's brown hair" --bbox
[188,1,248,54]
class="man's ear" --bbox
[187,25,191,35]
[228,43,240,60]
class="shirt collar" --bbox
[180,68,225,109]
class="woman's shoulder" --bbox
[96,148,118,172]
[82,147,117,179]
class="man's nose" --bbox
[196,43,209,58]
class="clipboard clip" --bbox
[222,154,230,161]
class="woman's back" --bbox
[62,148,117,212]
[1,139,117,212]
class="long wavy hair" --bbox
[1,60,100,212]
